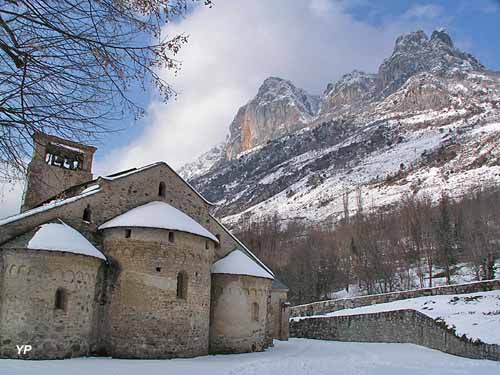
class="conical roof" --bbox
[99,201,218,242]
[211,250,274,279]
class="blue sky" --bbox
[1,0,500,216]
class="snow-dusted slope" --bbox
[183,29,500,226]
[179,143,225,181]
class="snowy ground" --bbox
[1,339,499,375]
[293,290,500,345]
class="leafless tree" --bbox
[0,0,211,179]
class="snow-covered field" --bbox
[1,339,499,375]
[293,290,500,345]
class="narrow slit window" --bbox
[176,272,187,299]
[205,240,210,250]
[215,234,221,249]
[55,288,67,311]
[252,302,259,321]
[83,205,92,222]
[169,231,175,243]
[158,182,166,197]
[125,229,132,238]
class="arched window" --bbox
[251,302,259,321]
[55,288,67,311]
[176,272,187,299]
[169,231,175,243]
[83,205,92,222]
[158,182,166,197]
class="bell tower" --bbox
[21,132,97,212]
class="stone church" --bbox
[0,132,289,359]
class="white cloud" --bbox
[402,4,444,21]
[97,0,435,174]
[0,179,23,218]
[0,0,448,217]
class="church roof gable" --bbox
[100,162,214,205]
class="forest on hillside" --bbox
[235,187,500,305]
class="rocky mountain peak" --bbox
[430,28,453,48]
[183,29,500,225]
[255,76,319,116]
[393,30,429,53]
[321,70,379,113]
[378,29,483,96]
[225,77,319,160]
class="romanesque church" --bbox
[0,132,289,359]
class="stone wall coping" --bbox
[290,279,500,318]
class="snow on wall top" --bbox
[27,220,106,260]
[99,201,218,242]
[211,250,274,279]
[0,188,101,226]
[292,290,500,345]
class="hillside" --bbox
[180,29,500,226]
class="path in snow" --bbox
[1,339,499,375]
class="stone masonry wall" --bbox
[102,227,213,358]
[290,309,500,361]
[210,274,272,354]
[0,249,101,359]
[290,279,500,318]
[0,163,211,248]
[22,133,96,212]
[270,290,289,340]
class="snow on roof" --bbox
[50,142,84,154]
[209,214,274,277]
[80,184,99,194]
[211,250,274,279]
[27,220,106,260]
[100,162,214,205]
[99,201,218,242]
[0,187,101,226]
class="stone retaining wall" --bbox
[290,279,500,318]
[290,309,500,361]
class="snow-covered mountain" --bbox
[179,29,500,226]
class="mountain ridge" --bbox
[180,29,500,226]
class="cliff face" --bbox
[222,30,486,162]
[225,77,319,160]
[180,30,500,225]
